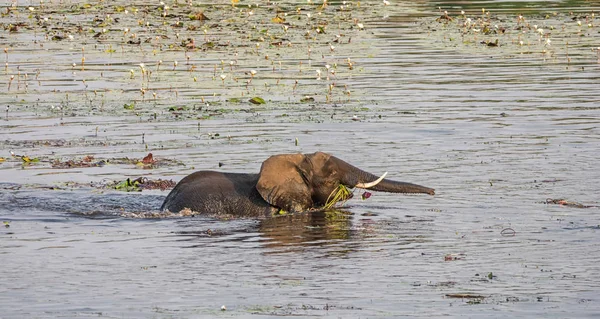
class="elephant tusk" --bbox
[355,172,388,189]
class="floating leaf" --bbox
[168,105,188,111]
[271,16,285,24]
[82,155,94,163]
[141,153,155,165]
[249,97,266,105]
[486,39,499,47]
[190,11,209,21]
[21,156,40,163]
[114,178,141,192]
[0,157,5,162]
[123,103,135,110]
[300,96,315,103]
[114,178,132,190]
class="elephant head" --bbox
[256,152,434,213]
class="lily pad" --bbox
[300,96,315,103]
[249,97,266,105]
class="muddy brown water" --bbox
[1,0,600,317]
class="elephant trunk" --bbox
[333,157,435,195]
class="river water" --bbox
[1,0,599,317]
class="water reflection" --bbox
[259,209,355,249]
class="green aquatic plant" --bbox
[114,178,141,192]
[324,184,352,209]
[249,96,265,104]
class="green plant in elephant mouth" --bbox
[324,184,353,210]
[160,152,435,218]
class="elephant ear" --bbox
[256,153,313,213]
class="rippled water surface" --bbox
[1,0,600,317]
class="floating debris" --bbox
[51,157,106,169]
[444,253,465,261]
[445,293,486,299]
[112,177,176,192]
[500,228,516,237]
[545,198,597,209]
[50,153,181,169]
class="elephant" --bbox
[161,152,435,218]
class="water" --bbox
[1,0,600,317]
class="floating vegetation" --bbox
[112,177,176,192]
[545,198,598,208]
[20,155,40,164]
[120,207,196,219]
[0,0,383,119]
[445,293,486,299]
[51,158,106,169]
[248,96,266,105]
[0,152,182,170]
[50,153,178,169]
[421,8,600,65]
[444,253,465,261]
